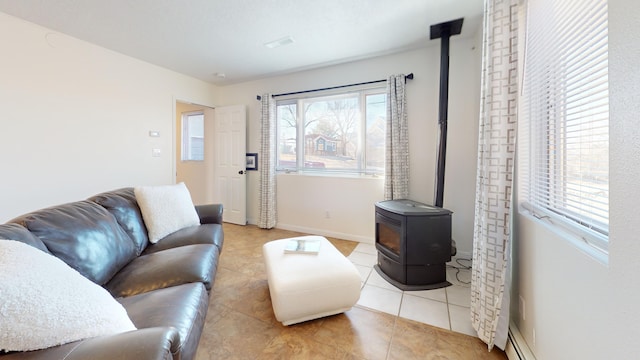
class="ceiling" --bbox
[0,0,483,85]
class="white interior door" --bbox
[213,105,247,225]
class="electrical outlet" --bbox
[324,210,330,219]
[519,295,526,321]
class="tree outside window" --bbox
[276,88,386,174]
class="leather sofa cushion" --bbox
[143,224,223,255]
[13,200,138,285]
[89,188,149,255]
[118,283,209,360]
[105,244,219,298]
[0,223,49,253]
[0,327,180,360]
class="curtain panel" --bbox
[258,94,277,229]
[470,0,519,350]
[384,74,410,200]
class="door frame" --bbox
[172,97,216,186]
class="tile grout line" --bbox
[351,246,400,360]
[384,307,401,360]
[352,245,476,337]
[445,286,453,332]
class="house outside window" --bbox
[276,88,386,175]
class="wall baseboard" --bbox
[249,219,472,258]
[273,223,374,243]
[507,323,536,360]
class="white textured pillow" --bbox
[134,182,200,243]
[0,240,137,352]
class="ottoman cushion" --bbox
[263,236,361,325]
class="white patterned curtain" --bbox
[258,94,277,229]
[384,74,409,200]
[470,0,518,350]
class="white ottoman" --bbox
[262,235,361,325]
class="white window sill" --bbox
[276,170,383,180]
[519,209,609,267]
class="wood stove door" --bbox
[375,212,402,259]
[375,211,406,283]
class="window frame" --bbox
[275,86,387,176]
[180,111,205,162]
[518,0,609,259]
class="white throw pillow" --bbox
[134,182,200,243]
[0,240,137,352]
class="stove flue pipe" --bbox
[430,18,463,208]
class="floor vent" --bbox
[506,323,537,360]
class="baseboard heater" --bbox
[506,323,537,360]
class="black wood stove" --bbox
[373,18,464,291]
[374,199,452,290]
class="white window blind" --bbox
[519,0,609,253]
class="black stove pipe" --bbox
[430,18,464,208]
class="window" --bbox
[181,111,204,161]
[276,88,386,175]
[519,0,609,254]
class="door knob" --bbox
[238,170,245,175]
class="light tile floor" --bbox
[348,243,476,337]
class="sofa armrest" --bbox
[0,328,180,360]
[195,204,223,225]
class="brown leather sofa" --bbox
[0,187,223,360]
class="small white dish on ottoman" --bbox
[262,235,361,325]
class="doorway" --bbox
[174,101,247,225]
[175,101,213,205]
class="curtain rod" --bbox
[256,73,413,100]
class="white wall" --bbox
[0,13,216,222]
[215,35,482,250]
[0,10,482,255]
[511,1,640,358]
